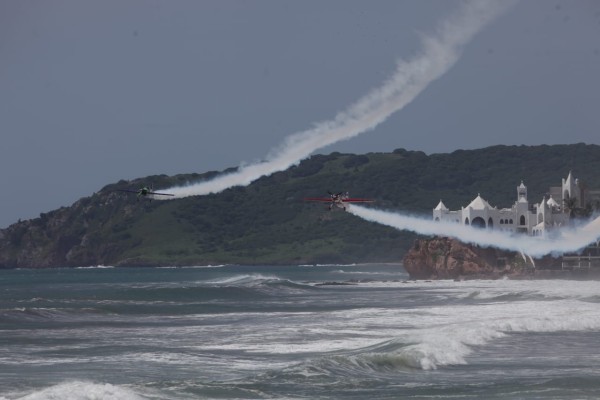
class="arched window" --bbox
[465,217,470,225]
[487,217,494,229]
[500,219,504,225]
[472,217,486,229]
[520,215,526,225]
[509,219,513,224]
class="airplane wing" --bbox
[116,189,140,194]
[147,192,174,196]
[342,198,375,203]
[303,197,333,202]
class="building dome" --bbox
[467,194,493,210]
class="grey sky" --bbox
[1,0,599,228]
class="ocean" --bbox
[1,264,600,399]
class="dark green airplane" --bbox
[116,185,174,201]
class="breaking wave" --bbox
[203,274,318,293]
[253,296,600,387]
[6,381,150,400]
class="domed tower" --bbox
[517,181,527,202]
[515,181,530,233]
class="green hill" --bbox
[1,143,600,268]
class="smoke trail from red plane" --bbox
[348,204,600,257]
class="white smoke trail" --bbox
[163,0,516,198]
[348,205,600,257]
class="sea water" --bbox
[1,264,600,399]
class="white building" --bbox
[432,173,583,236]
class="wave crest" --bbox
[205,274,317,292]
[10,381,147,400]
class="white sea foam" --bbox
[298,264,359,269]
[332,269,392,276]
[362,277,600,301]
[204,273,282,285]
[10,381,148,400]
[190,280,600,370]
[354,280,600,369]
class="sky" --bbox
[1,1,600,228]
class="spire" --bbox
[565,171,573,186]
[562,171,575,202]
[540,195,547,210]
[434,200,448,211]
[517,180,527,201]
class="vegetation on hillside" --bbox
[1,143,599,268]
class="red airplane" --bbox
[304,191,374,211]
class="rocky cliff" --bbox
[402,237,554,279]
[0,194,134,268]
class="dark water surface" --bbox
[2,265,600,399]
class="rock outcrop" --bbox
[402,237,538,279]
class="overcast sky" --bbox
[1,0,599,228]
